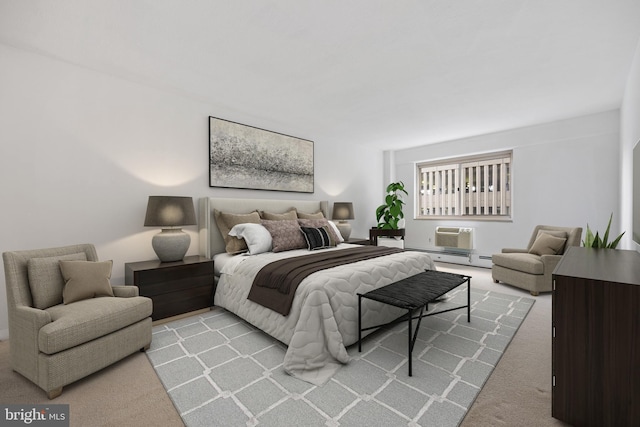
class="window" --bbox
[417,151,512,219]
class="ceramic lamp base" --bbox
[335,221,352,241]
[152,228,190,262]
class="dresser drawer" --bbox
[134,262,213,286]
[151,285,214,320]
[135,274,212,297]
[124,256,215,321]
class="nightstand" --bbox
[125,255,214,321]
[345,238,371,245]
[369,228,405,246]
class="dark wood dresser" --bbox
[552,246,640,426]
[125,255,214,321]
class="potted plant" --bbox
[375,181,408,230]
[582,213,625,249]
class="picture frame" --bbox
[209,116,314,193]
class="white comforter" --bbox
[214,244,436,385]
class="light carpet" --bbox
[147,286,534,427]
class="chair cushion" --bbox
[492,253,544,275]
[532,230,568,252]
[27,252,88,309]
[529,233,567,256]
[59,260,115,304]
[39,296,152,354]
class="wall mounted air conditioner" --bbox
[435,227,474,250]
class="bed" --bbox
[198,197,436,385]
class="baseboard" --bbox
[0,328,8,341]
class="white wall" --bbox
[392,110,621,266]
[1,37,634,340]
[0,44,383,339]
[620,38,640,251]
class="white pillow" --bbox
[229,223,273,255]
[328,220,345,243]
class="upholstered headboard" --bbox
[198,197,329,258]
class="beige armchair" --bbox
[3,244,152,399]
[492,225,582,296]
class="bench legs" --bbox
[358,295,362,352]
[358,277,471,377]
[407,306,425,376]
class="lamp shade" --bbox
[144,196,196,227]
[332,202,354,240]
[332,202,355,221]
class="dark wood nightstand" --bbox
[125,255,214,321]
[369,228,405,246]
[345,238,371,245]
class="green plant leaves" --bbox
[376,181,407,229]
[386,182,408,195]
[582,213,625,249]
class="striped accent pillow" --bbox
[300,226,335,250]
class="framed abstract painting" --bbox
[209,117,314,193]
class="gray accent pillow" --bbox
[535,229,567,240]
[529,233,567,256]
[533,230,568,253]
[59,260,115,304]
[27,252,88,309]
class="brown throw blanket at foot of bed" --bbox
[247,246,403,315]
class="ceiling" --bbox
[1,0,640,150]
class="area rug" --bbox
[147,287,534,427]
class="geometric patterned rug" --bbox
[147,287,534,427]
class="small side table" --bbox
[345,238,371,245]
[125,255,214,321]
[369,228,405,246]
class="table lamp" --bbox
[144,196,196,262]
[332,202,355,240]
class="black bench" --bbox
[358,270,472,376]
